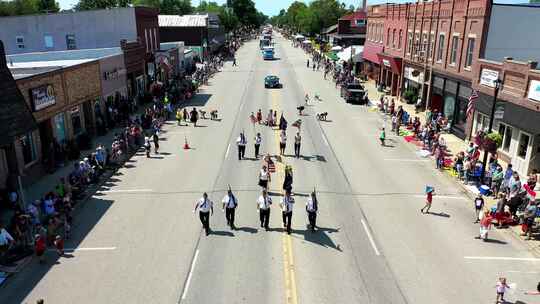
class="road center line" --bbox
[464,256,540,262]
[361,219,381,256]
[181,249,200,300]
[98,189,153,193]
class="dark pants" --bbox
[254,144,260,158]
[294,143,301,158]
[307,211,317,230]
[282,211,292,234]
[225,207,236,227]
[259,209,270,229]
[238,145,245,160]
[199,211,210,234]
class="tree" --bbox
[158,0,192,15]
[229,0,259,26]
[38,0,59,12]
[74,0,128,10]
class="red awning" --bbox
[362,42,384,65]
[377,53,402,74]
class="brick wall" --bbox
[16,72,67,123]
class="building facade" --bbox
[363,5,385,81]
[0,7,159,56]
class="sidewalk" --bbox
[361,78,540,255]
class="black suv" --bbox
[340,83,366,104]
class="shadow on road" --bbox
[295,226,342,251]
[182,93,213,107]
[236,227,258,234]
[0,197,115,304]
[210,230,235,237]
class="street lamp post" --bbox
[480,78,502,183]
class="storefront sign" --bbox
[494,103,505,120]
[404,66,424,83]
[382,59,391,67]
[480,68,499,88]
[30,84,56,111]
[528,79,540,101]
[103,68,126,80]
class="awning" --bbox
[475,92,540,134]
[362,42,383,65]
[377,53,402,74]
[326,52,339,61]
[294,34,305,39]
[337,46,363,63]
[331,46,342,51]
[302,40,312,44]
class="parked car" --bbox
[340,83,366,104]
[264,75,282,88]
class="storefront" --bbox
[121,39,147,101]
[361,42,383,81]
[402,64,426,105]
[430,73,472,139]
[377,53,402,96]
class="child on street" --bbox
[421,187,435,214]
[495,277,510,303]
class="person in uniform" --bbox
[257,189,272,230]
[306,191,318,232]
[280,190,294,234]
[236,132,247,160]
[194,192,213,235]
[283,165,293,193]
[254,133,262,158]
[258,165,271,190]
[279,130,287,155]
[222,189,238,229]
[294,132,301,158]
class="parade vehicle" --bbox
[259,38,271,49]
[264,75,281,88]
[262,46,275,60]
[340,83,366,104]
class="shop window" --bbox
[422,33,428,54]
[398,30,403,49]
[19,132,37,165]
[476,112,490,133]
[387,28,390,46]
[71,107,82,135]
[498,123,513,152]
[518,132,530,159]
[414,33,420,56]
[428,33,435,60]
[465,38,475,68]
[66,34,76,50]
[436,34,445,62]
[450,36,459,65]
[44,34,54,48]
[16,36,24,49]
[407,32,413,54]
[392,29,396,48]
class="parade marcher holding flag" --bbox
[306,189,318,232]
[222,186,238,230]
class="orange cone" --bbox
[183,137,190,150]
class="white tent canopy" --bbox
[302,40,312,44]
[294,34,305,39]
[330,45,342,51]
[337,45,364,63]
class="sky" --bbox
[57,0,527,17]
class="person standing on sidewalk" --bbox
[236,132,247,160]
[421,187,435,214]
[474,194,485,223]
[257,189,272,230]
[294,132,301,158]
[222,189,238,230]
[194,193,213,236]
[280,190,295,234]
[254,133,262,159]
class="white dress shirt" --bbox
[222,194,237,209]
[260,169,269,181]
[196,198,213,212]
[0,228,14,246]
[306,197,318,212]
[280,196,295,213]
[255,136,262,145]
[257,195,272,210]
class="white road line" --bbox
[225,143,230,159]
[383,159,429,162]
[181,249,200,300]
[321,131,330,146]
[361,219,380,256]
[464,256,540,262]
[99,189,153,193]
[48,247,117,252]
[506,270,540,274]
[239,99,246,111]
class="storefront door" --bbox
[53,113,66,144]
[38,120,54,163]
[514,130,532,175]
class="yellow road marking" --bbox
[270,89,298,304]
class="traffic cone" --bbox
[183,137,190,150]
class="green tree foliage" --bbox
[270,0,351,35]
[0,0,60,16]
[74,0,124,10]
[229,0,261,26]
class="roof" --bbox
[322,24,338,34]
[159,14,208,27]
[8,59,96,79]
[339,11,367,21]
[0,41,37,146]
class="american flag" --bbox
[466,89,479,118]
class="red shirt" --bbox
[35,238,46,252]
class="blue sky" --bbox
[58,0,527,17]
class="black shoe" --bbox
[206,230,210,236]
[261,223,264,228]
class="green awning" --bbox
[326,52,339,61]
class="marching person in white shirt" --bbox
[280,190,295,234]
[222,188,238,230]
[306,191,319,232]
[236,132,247,160]
[254,133,262,159]
[257,189,272,231]
[258,165,271,190]
[194,192,214,236]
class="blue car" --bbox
[264,75,281,88]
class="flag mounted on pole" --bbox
[466,89,479,118]
[292,119,302,129]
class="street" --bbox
[1,33,539,304]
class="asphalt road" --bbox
[1,33,539,304]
